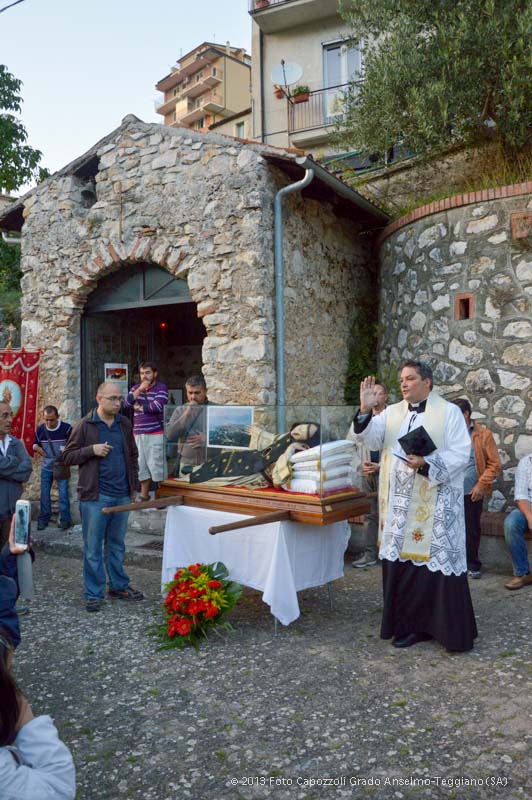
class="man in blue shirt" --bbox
[63,382,142,612]
[33,406,73,531]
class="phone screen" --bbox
[14,504,30,547]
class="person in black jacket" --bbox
[63,383,142,613]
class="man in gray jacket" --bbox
[0,402,32,549]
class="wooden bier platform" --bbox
[157,480,370,526]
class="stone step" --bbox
[127,507,166,536]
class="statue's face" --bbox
[291,423,318,442]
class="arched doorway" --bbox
[81,262,206,412]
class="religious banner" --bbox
[0,349,41,455]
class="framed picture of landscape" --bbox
[207,406,254,449]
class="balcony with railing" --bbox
[248,0,339,32]
[154,94,178,116]
[178,92,227,125]
[179,68,224,100]
[288,83,357,144]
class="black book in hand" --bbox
[397,426,436,457]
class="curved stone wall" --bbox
[378,184,532,510]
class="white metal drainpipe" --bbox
[273,165,315,432]
[1,231,21,244]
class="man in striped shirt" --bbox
[33,406,73,531]
[124,362,168,501]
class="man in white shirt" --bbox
[503,454,532,590]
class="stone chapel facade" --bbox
[0,115,384,425]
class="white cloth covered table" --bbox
[162,506,350,626]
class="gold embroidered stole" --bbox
[378,393,447,561]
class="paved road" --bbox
[13,548,532,800]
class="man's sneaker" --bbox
[16,600,30,616]
[468,569,481,579]
[58,520,73,530]
[37,522,48,531]
[86,598,103,612]
[352,553,378,569]
[108,585,144,601]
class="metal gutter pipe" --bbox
[273,165,315,432]
[1,231,21,245]
[295,155,389,224]
[259,30,265,142]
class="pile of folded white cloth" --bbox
[282,439,357,495]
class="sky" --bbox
[1,0,252,188]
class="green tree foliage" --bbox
[0,237,21,329]
[0,63,47,191]
[0,64,47,339]
[337,0,532,161]
[344,303,378,404]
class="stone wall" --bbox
[18,116,373,421]
[282,187,373,406]
[347,142,505,216]
[378,185,532,509]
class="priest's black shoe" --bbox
[393,632,432,648]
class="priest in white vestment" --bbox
[352,360,478,651]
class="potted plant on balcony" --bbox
[274,85,285,99]
[292,85,310,104]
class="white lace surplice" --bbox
[353,400,470,576]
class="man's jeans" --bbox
[38,469,71,526]
[80,494,131,599]
[504,509,531,576]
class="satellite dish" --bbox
[271,61,303,87]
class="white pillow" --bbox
[283,475,356,495]
[292,453,355,472]
[290,439,356,464]
[289,465,357,482]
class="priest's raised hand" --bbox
[360,376,380,414]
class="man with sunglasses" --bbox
[63,383,142,612]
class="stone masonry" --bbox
[378,186,532,508]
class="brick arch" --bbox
[64,233,198,321]
[85,235,187,294]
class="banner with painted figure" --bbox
[0,349,41,455]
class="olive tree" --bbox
[337,0,532,161]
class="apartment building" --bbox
[209,108,253,140]
[155,42,252,132]
[249,0,361,156]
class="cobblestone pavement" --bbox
[13,541,532,800]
